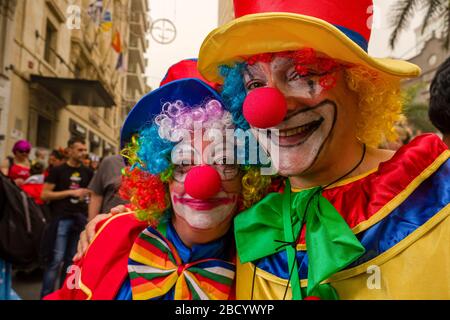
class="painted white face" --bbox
[169,135,241,230]
[171,191,238,229]
[243,56,338,176]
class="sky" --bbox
[145,0,430,89]
[145,0,218,89]
[370,0,428,59]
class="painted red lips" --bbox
[173,196,235,211]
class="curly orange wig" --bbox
[345,65,403,147]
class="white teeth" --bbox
[279,126,308,137]
[277,119,322,137]
[279,123,314,137]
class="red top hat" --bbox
[160,58,220,90]
[199,0,420,84]
[234,0,373,51]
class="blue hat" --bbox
[120,78,222,148]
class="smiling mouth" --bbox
[274,118,324,147]
[174,196,235,211]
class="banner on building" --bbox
[100,10,113,32]
[87,0,103,26]
[112,31,122,53]
[116,52,124,71]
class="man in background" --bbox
[45,149,66,177]
[40,137,93,297]
[430,56,450,147]
[87,154,127,221]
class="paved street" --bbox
[12,269,43,300]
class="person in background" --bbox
[0,261,20,300]
[40,149,66,271]
[34,148,47,166]
[429,56,450,147]
[0,175,21,300]
[40,136,93,298]
[82,154,91,169]
[87,154,127,222]
[21,162,45,205]
[89,156,101,172]
[1,140,32,186]
[45,149,66,178]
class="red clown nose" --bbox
[184,165,222,200]
[243,87,287,128]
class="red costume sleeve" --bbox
[44,212,148,300]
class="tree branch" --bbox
[389,0,422,49]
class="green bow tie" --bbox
[234,180,365,299]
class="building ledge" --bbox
[30,75,115,107]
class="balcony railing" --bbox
[127,62,145,94]
[129,35,139,49]
[129,12,149,40]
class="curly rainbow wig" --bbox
[220,48,403,148]
[120,98,272,224]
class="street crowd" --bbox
[0,137,127,299]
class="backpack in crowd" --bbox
[0,171,47,268]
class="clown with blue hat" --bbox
[45,59,272,300]
[198,0,450,300]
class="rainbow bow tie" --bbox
[128,227,235,300]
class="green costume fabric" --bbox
[234,180,365,299]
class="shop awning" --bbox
[30,75,115,107]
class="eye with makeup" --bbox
[213,156,240,180]
[213,154,234,165]
[286,68,325,83]
[245,79,266,91]
[171,144,201,166]
[173,164,193,182]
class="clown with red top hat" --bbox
[45,59,272,300]
[198,0,450,299]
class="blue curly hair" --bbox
[220,63,275,167]
[219,63,250,130]
[136,125,175,175]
